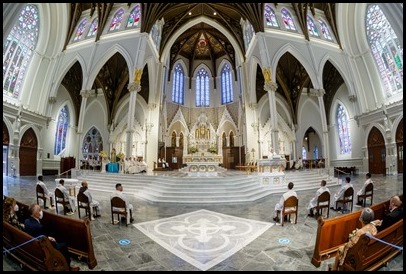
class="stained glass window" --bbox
[281,8,297,31]
[337,104,352,154]
[221,63,233,104]
[318,19,332,40]
[73,18,87,41]
[172,63,184,105]
[242,20,255,51]
[82,127,103,161]
[306,15,319,37]
[109,8,124,32]
[54,105,69,155]
[313,145,319,159]
[366,4,403,98]
[127,4,141,28]
[195,68,210,107]
[87,18,98,38]
[3,4,39,98]
[264,4,279,28]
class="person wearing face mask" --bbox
[24,204,80,271]
[3,197,25,230]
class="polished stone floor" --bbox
[2,171,403,271]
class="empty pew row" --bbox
[311,194,403,268]
[3,197,97,270]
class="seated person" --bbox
[332,207,378,270]
[55,179,76,215]
[78,181,101,220]
[24,204,80,271]
[372,195,403,232]
[355,173,373,206]
[110,183,134,225]
[3,197,25,230]
[307,180,330,217]
[330,177,353,211]
[273,182,297,223]
[36,175,55,209]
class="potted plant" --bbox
[188,146,198,154]
[116,152,125,161]
[207,146,217,154]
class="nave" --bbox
[3,172,403,271]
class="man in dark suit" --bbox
[24,204,80,271]
[377,195,403,232]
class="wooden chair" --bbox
[77,192,91,219]
[357,183,373,207]
[281,196,298,226]
[54,188,70,215]
[336,187,354,213]
[111,196,130,227]
[315,191,330,218]
[36,184,48,209]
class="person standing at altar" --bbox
[268,147,277,158]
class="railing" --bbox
[333,168,351,184]
[56,168,81,179]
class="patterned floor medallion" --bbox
[134,209,273,271]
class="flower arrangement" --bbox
[99,151,108,159]
[207,146,217,154]
[116,152,125,160]
[188,146,198,154]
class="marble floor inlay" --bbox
[134,209,274,271]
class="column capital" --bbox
[348,94,357,102]
[264,81,278,92]
[309,88,325,97]
[80,89,94,98]
[48,96,57,104]
[128,82,141,93]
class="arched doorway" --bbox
[396,118,403,174]
[19,128,37,176]
[367,126,386,175]
[3,121,10,175]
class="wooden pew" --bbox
[311,194,402,267]
[338,218,403,271]
[10,198,98,269]
[3,221,69,271]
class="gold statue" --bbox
[262,67,272,84]
[134,68,143,84]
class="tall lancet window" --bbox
[127,4,141,28]
[109,8,124,31]
[264,4,279,28]
[87,18,98,38]
[281,8,297,31]
[195,68,210,107]
[3,4,39,99]
[221,63,233,104]
[318,19,332,40]
[54,105,70,155]
[336,104,352,154]
[366,4,403,98]
[172,63,184,105]
[306,15,319,37]
[73,18,87,41]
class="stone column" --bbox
[310,88,329,169]
[263,67,279,155]
[77,89,94,134]
[126,77,141,157]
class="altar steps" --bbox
[77,170,338,204]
